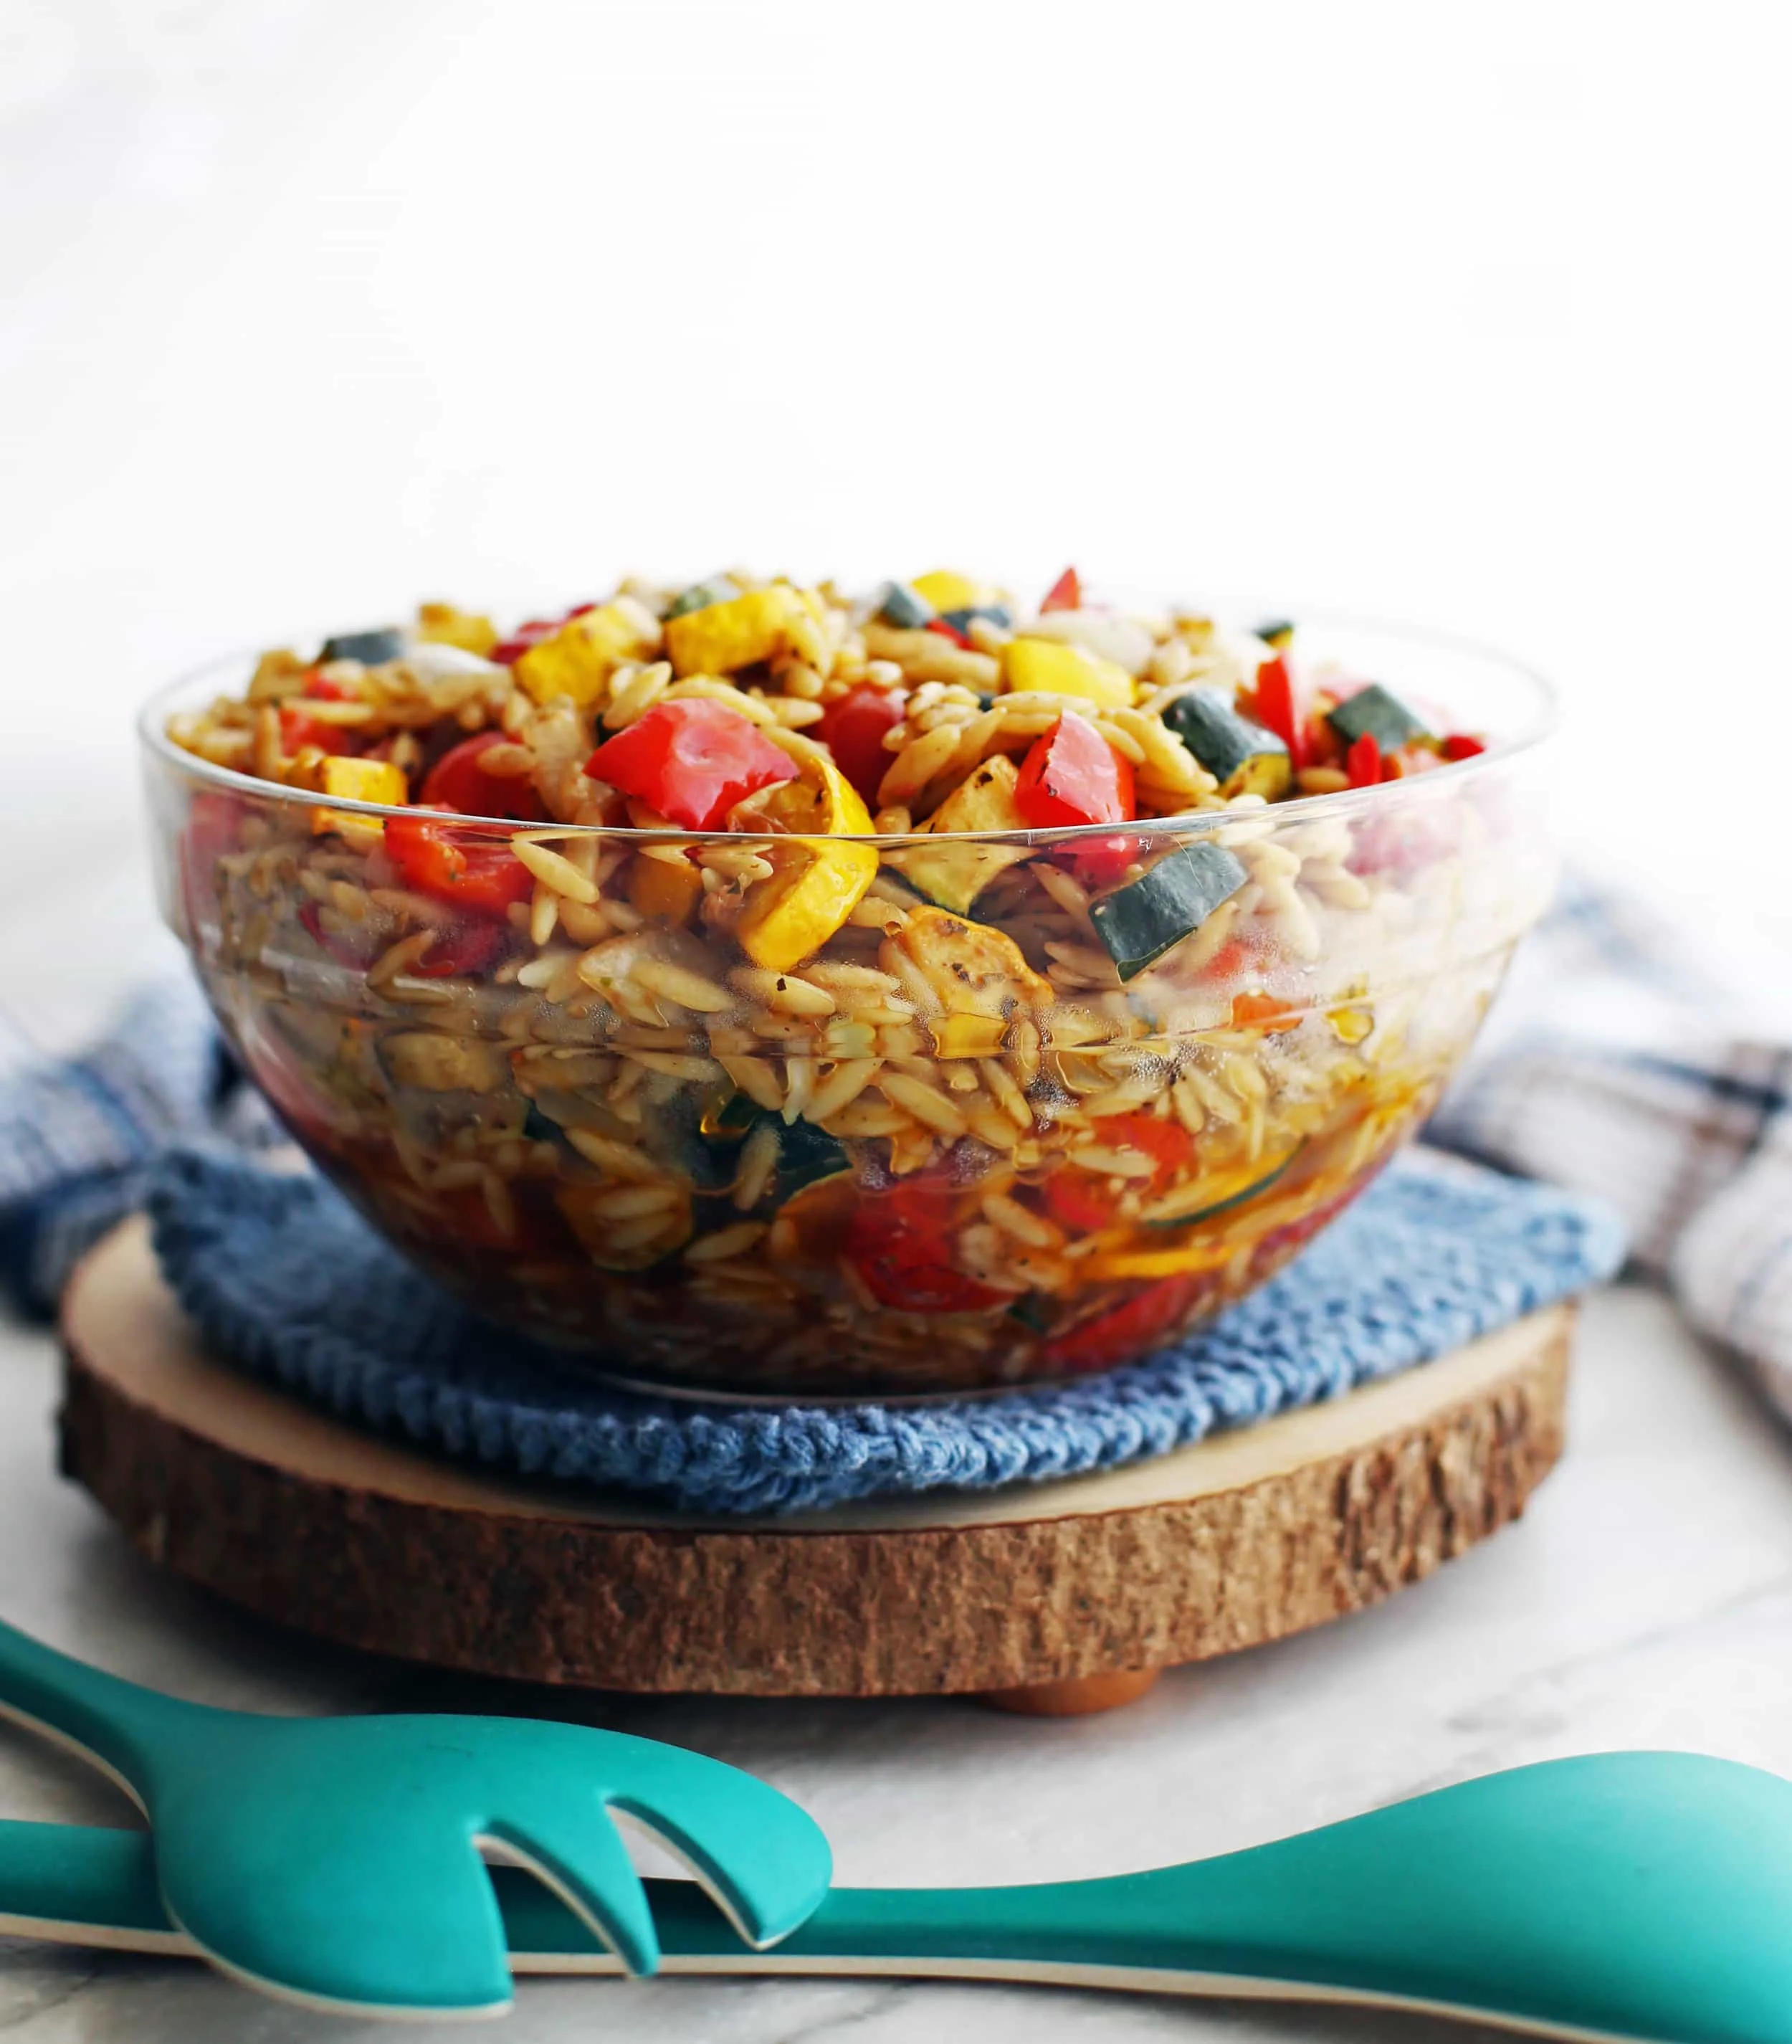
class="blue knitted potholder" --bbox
[146,1147,1625,1518]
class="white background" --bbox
[4,0,1790,984]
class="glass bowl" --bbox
[140,617,1557,1400]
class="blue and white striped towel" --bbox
[1,880,1787,1419]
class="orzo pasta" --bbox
[148,569,1550,1395]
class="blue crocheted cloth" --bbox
[145,1146,1625,1518]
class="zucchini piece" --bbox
[1090,841,1248,982]
[1252,618,1295,648]
[940,604,1014,634]
[886,756,1033,915]
[320,626,406,666]
[877,580,933,629]
[1008,1292,1056,1334]
[771,1119,851,1201]
[1327,683,1429,752]
[664,577,739,622]
[1143,1145,1303,1227]
[1163,688,1291,800]
[700,1095,850,1203]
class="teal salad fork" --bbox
[0,1618,831,2015]
[2,1748,1791,2040]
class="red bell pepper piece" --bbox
[1016,712,1138,887]
[1230,990,1302,1034]
[586,699,796,833]
[419,731,546,822]
[279,705,356,756]
[302,672,355,702]
[1253,654,1305,769]
[1016,711,1135,831]
[1043,1112,1193,1231]
[385,817,534,916]
[409,917,513,979]
[1039,1275,1198,1374]
[844,1178,1008,1313]
[924,617,971,649]
[816,683,908,807]
[1441,733,1487,761]
[1345,732,1383,789]
[1040,566,1082,613]
[488,619,561,667]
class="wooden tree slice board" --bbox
[57,1217,1573,1705]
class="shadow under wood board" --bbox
[57,1217,1573,1714]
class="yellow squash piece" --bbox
[910,569,991,614]
[881,906,1052,1019]
[735,756,879,974]
[885,755,1034,914]
[626,851,705,927]
[1000,636,1135,711]
[664,586,804,678]
[415,603,498,657]
[515,603,659,708]
[1080,1241,1236,1281]
[312,755,407,835]
[929,1012,1009,1059]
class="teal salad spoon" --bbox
[3,1751,1792,2041]
[0,1619,830,2015]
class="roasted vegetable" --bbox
[939,604,1014,634]
[1143,1146,1302,1227]
[664,577,739,621]
[876,581,933,629]
[385,817,533,916]
[664,584,805,676]
[419,731,545,821]
[1327,682,1429,753]
[882,904,1052,1019]
[319,627,405,666]
[1251,654,1305,768]
[586,700,796,832]
[844,1174,1008,1313]
[735,756,879,973]
[1039,566,1081,613]
[909,569,991,614]
[887,755,1031,914]
[514,602,659,708]
[1089,841,1248,981]
[816,683,908,805]
[1163,688,1291,800]
[416,605,498,657]
[999,635,1133,710]
[1015,711,1135,830]
[625,850,705,926]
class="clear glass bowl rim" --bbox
[138,609,1560,850]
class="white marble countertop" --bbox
[1,1273,1788,2042]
